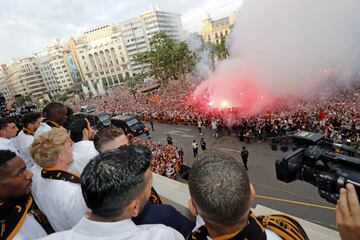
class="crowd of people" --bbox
[0,98,359,239]
[129,135,183,179]
[71,80,360,148]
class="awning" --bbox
[138,84,160,93]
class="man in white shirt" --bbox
[30,128,88,231]
[0,150,53,240]
[0,117,19,154]
[39,145,184,240]
[35,102,67,137]
[68,115,98,174]
[14,112,42,169]
[93,127,195,237]
[187,150,308,240]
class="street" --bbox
[141,121,337,230]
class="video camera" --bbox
[275,131,360,204]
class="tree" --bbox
[208,37,229,61]
[135,32,197,85]
[124,76,141,100]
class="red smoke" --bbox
[191,69,274,116]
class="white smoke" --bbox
[224,0,360,98]
[184,32,213,81]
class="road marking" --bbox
[256,195,336,211]
[253,182,322,202]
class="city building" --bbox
[34,49,61,97]
[0,6,183,95]
[0,67,12,99]
[118,5,183,74]
[5,57,46,100]
[201,11,236,44]
[34,39,77,99]
[47,39,75,93]
[74,24,131,88]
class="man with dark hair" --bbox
[92,127,195,237]
[187,150,308,240]
[68,115,98,174]
[35,102,67,137]
[93,126,128,152]
[14,112,42,168]
[0,150,53,239]
[0,117,19,153]
[39,145,184,239]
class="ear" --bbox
[57,153,66,164]
[82,127,89,140]
[188,198,198,217]
[126,199,141,218]
[249,183,256,205]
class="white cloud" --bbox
[0,0,242,63]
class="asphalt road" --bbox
[141,121,337,230]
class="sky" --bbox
[0,0,243,64]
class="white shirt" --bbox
[14,213,48,240]
[31,165,87,232]
[14,130,35,168]
[70,140,99,174]
[194,215,282,240]
[34,122,52,137]
[211,121,218,130]
[0,137,19,154]
[38,217,184,240]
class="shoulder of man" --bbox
[139,224,185,240]
[35,230,71,240]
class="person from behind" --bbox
[35,102,67,137]
[0,150,54,239]
[15,112,42,168]
[30,128,87,231]
[187,150,308,240]
[92,127,195,237]
[68,115,98,174]
[192,140,198,158]
[39,145,184,240]
[93,127,128,152]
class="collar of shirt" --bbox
[0,137,11,145]
[73,217,139,238]
[73,140,95,150]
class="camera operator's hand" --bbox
[336,184,360,240]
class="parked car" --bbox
[74,111,111,130]
[111,115,145,136]
[80,105,96,113]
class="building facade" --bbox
[5,57,46,100]
[201,12,236,44]
[0,67,12,99]
[47,39,75,93]
[34,49,61,97]
[0,7,183,96]
[118,6,183,74]
[75,24,131,88]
